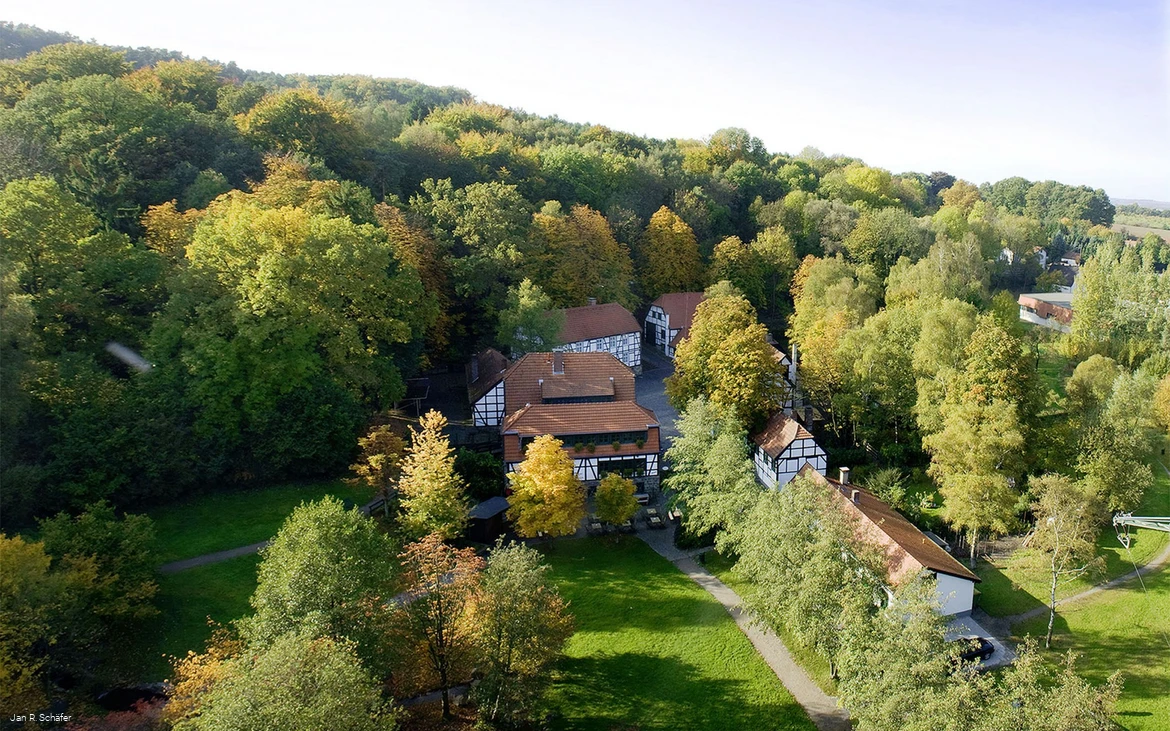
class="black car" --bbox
[953,636,995,664]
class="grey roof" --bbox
[1022,291,1073,306]
[469,496,510,520]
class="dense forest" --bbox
[1,22,1166,530]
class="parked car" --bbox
[952,636,994,664]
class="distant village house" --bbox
[551,300,642,373]
[643,292,704,359]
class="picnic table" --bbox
[587,515,604,534]
[644,507,666,529]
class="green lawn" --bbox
[703,551,837,695]
[977,459,1170,617]
[149,480,373,563]
[540,537,815,731]
[131,553,261,680]
[1013,566,1170,731]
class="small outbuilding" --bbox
[468,496,510,544]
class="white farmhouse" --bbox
[643,292,704,358]
[803,466,981,616]
[751,412,827,489]
[551,301,642,373]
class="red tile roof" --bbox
[651,292,705,345]
[557,302,639,344]
[752,412,814,459]
[800,466,980,584]
[500,352,635,416]
[540,377,616,400]
[502,402,659,436]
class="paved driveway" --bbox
[637,348,680,451]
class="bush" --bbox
[674,523,718,551]
[611,440,622,451]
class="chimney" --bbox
[839,467,850,485]
[552,352,564,374]
[587,297,597,306]
[850,489,860,504]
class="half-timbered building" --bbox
[643,292,704,358]
[751,412,827,488]
[467,348,511,427]
[503,401,661,490]
[552,301,642,372]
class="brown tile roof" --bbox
[503,402,659,436]
[500,352,635,416]
[800,466,980,584]
[752,412,814,459]
[466,348,511,403]
[557,302,639,344]
[651,292,705,345]
[541,376,615,400]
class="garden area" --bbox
[539,537,815,731]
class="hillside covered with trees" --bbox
[1,24,1165,533]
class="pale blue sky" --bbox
[9,0,1170,200]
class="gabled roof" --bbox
[541,376,615,400]
[650,292,705,345]
[498,352,635,416]
[502,401,659,436]
[799,466,980,584]
[467,348,511,403]
[557,302,639,344]
[752,412,815,459]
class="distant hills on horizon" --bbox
[1113,198,1170,211]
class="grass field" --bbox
[539,537,815,731]
[703,551,837,695]
[1013,566,1170,731]
[977,459,1170,617]
[132,553,261,680]
[148,480,373,563]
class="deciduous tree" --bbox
[173,629,398,731]
[1028,474,1104,648]
[506,436,586,538]
[923,399,1024,567]
[496,279,563,356]
[240,497,396,660]
[398,410,468,541]
[594,473,640,526]
[637,206,704,298]
[473,541,573,727]
[394,533,484,719]
[350,423,407,518]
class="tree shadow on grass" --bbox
[547,652,809,731]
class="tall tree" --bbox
[734,474,885,678]
[1029,474,1104,648]
[923,399,1024,567]
[398,410,468,541]
[394,533,484,719]
[526,204,636,309]
[664,397,759,546]
[667,282,783,429]
[709,235,764,308]
[350,423,408,518]
[506,435,586,539]
[240,497,396,661]
[473,541,573,727]
[496,278,563,356]
[637,205,704,299]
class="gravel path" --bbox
[984,458,1170,633]
[157,541,269,574]
[637,529,851,731]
